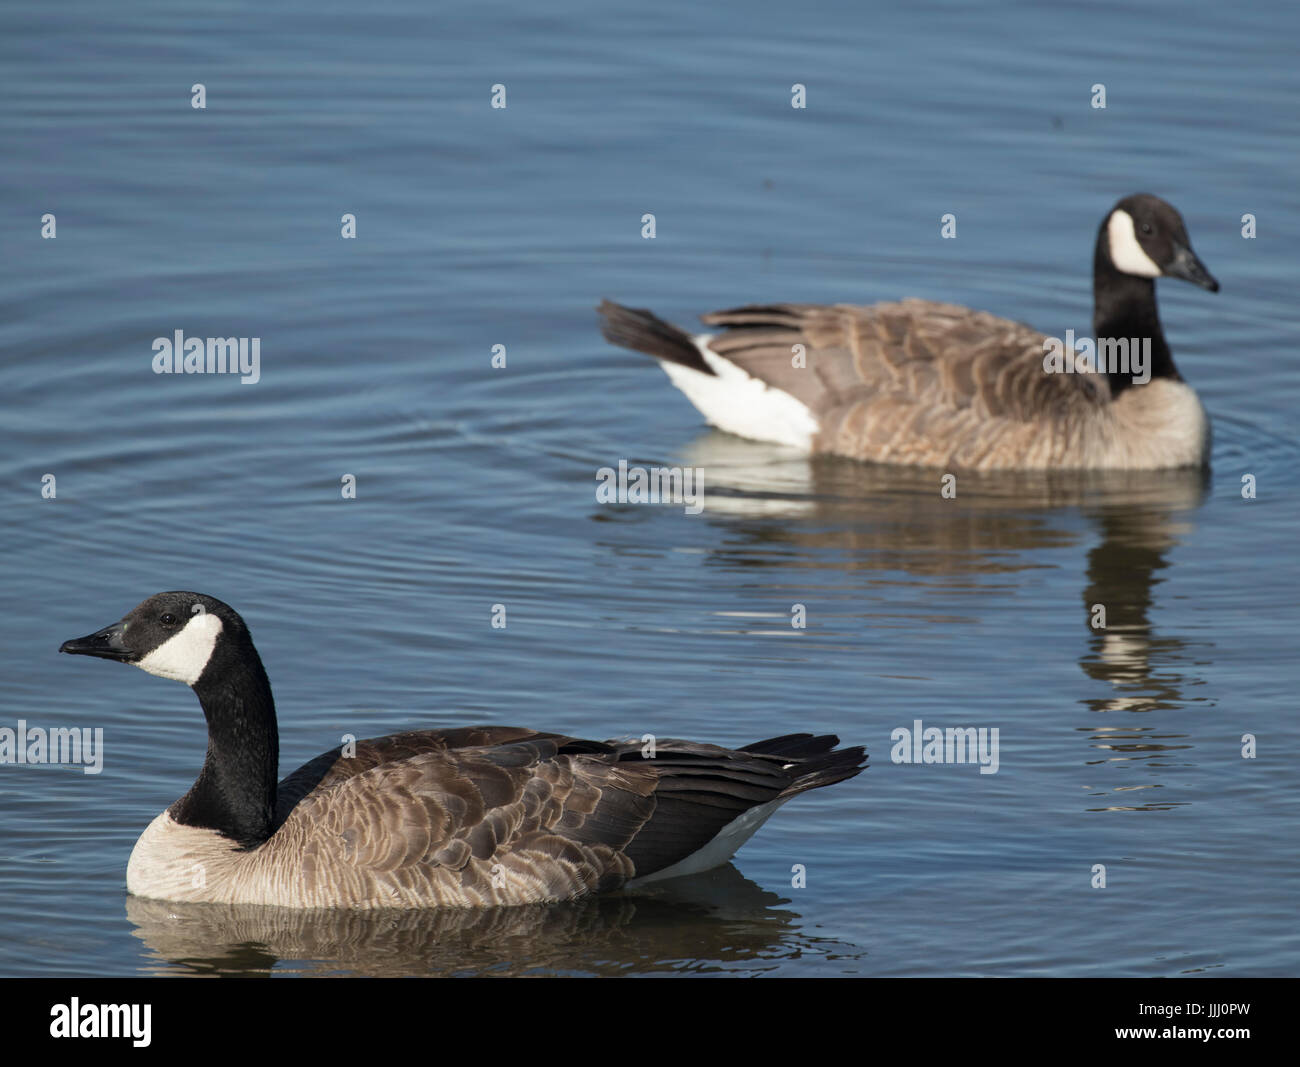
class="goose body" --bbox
[60,593,865,909]
[599,194,1219,471]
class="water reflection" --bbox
[1074,496,1210,810]
[677,432,1207,562]
[126,865,865,977]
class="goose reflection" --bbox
[1075,496,1208,811]
[675,431,1208,565]
[126,864,864,977]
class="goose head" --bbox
[1100,193,1218,292]
[59,591,246,686]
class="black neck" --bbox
[169,636,279,847]
[1093,238,1179,398]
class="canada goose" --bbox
[60,592,865,909]
[599,194,1219,470]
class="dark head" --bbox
[1097,193,1218,293]
[60,591,251,687]
[1090,194,1218,395]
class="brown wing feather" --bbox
[265,730,654,906]
[240,730,863,908]
[702,300,1110,468]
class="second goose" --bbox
[599,194,1219,471]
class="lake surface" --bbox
[1,0,1296,977]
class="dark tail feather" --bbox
[741,733,840,758]
[619,734,865,878]
[597,299,716,376]
[742,733,868,798]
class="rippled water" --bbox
[1,0,1297,977]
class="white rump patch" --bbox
[1107,210,1162,278]
[627,797,789,887]
[137,611,223,686]
[659,336,818,451]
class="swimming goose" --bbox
[60,592,865,909]
[599,194,1219,470]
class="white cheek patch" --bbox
[1107,210,1162,278]
[137,612,223,685]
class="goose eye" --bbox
[1140,223,1153,235]
[160,613,177,625]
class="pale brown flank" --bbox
[695,300,1206,471]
